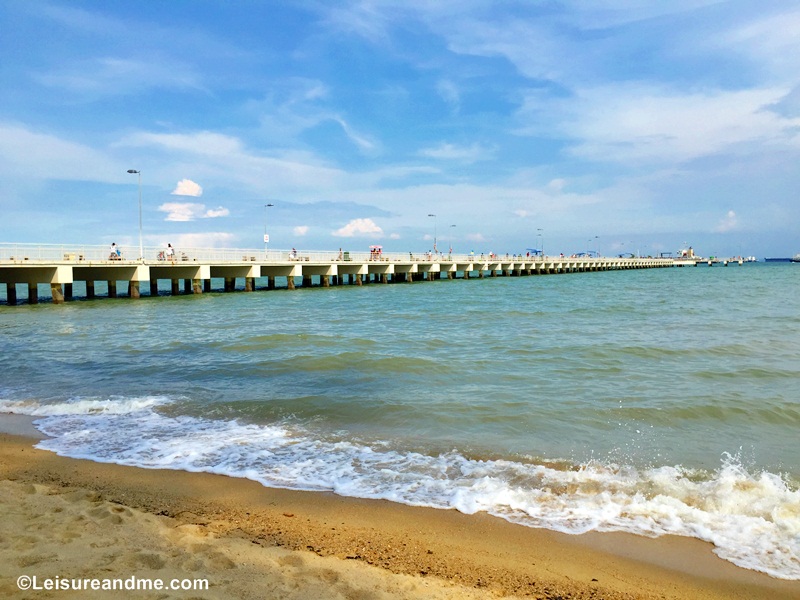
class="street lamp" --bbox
[449,224,456,256]
[264,203,274,258]
[537,228,543,258]
[126,169,143,261]
[428,213,437,254]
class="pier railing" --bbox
[0,243,562,264]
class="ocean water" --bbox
[1,263,799,579]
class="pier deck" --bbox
[0,244,698,305]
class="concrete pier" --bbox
[0,245,689,306]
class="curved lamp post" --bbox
[264,203,274,258]
[126,169,143,261]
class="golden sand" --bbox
[1,431,798,599]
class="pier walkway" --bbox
[1,243,691,305]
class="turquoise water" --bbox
[1,263,799,578]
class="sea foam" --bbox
[2,396,798,580]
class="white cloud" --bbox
[204,206,230,218]
[714,210,738,233]
[518,85,800,165]
[514,209,531,218]
[294,225,309,236]
[332,218,383,237]
[171,179,203,197]
[158,202,229,221]
[418,142,493,162]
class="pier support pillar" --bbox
[184,279,192,294]
[381,274,388,284]
[192,279,203,294]
[108,281,117,298]
[27,284,38,304]
[129,281,140,299]
[322,275,330,287]
[224,277,235,292]
[464,271,470,279]
[268,276,276,290]
[6,283,17,305]
[245,277,254,292]
[86,281,96,299]
[479,271,484,279]
[50,283,64,304]
[150,280,158,296]
[204,279,211,293]
[172,279,180,295]
[64,283,73,301]
[287,277,296,290]
[355,274,362,286]
[302,276,313,288]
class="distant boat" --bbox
[792,254,800,263]
[765,257,792,262]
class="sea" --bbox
[1,262,798,579]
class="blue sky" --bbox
[1,1,799,258]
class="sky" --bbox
[1,1,799,259]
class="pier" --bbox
[1,243,686,305]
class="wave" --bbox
[1,396,798,580]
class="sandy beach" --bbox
[1,422,797,600]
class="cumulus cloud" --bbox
[714,210,738,233]
[294,225,309,236]
[158,202,229,221]
[332,218,383,237]
[171,179,203,197]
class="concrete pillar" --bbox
[50,283,64,304]
[86,281,96,299]
[287,277,296,290]
[6,283,17,305]
[245,277,254,292]
[302,275,312,288]
[150,280,158,296]
[332,275,339,286]
[464,271,470,279]
[225,277,235,292]
[172,279,180,295]
[129,281,140,299]
[447,271,454,280]
[490,271,497,278]
[322,275,330,287]
[64,283,73,301]
[184,279,192,293]
[355,274,362,286]
[108,281,117,298]
[28,284,38,304]
[268,276,276,290]
[204,279,211,293]
[192,279,203,294]
[381,274,388,284]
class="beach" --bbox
[2,424,798,600]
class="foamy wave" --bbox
[14,400,800,580]
[0,396,167,416]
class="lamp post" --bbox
[449,224,456,257]
[264,203,274,258]
[537,228,543,259]
[428,213,437,254]
[126,169,143,261]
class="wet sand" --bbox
[1,425,798,599]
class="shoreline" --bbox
[1,427,798,599]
